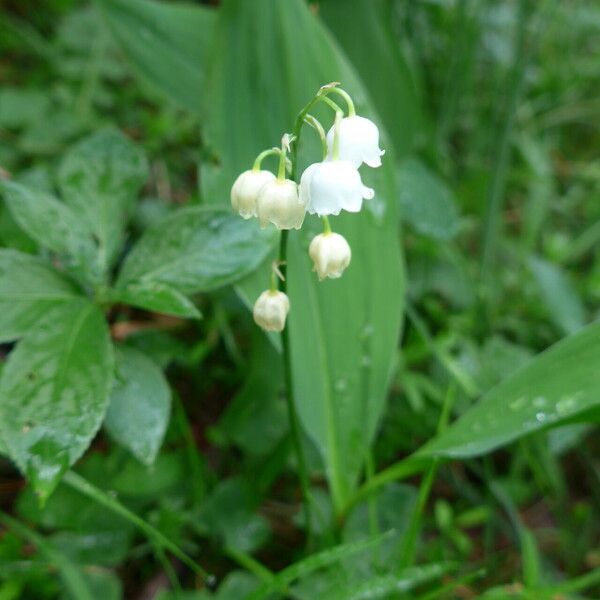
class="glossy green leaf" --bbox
[420,321,600,459]
[57,129,148,270]
[104,346,171,466]
[205,0,404,514]
[0,249,81,342]
[318,0,424,157]
[0,300,114,501]
[330,563,454,600]
[397,158,460,240]
[528,255,585,335]
[110,281,201,319]
[0,180,101,286]
[97,0,216,115]
[117,207,276,294]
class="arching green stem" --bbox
[304,114,328,159]
[253,147,281,172]
[328,87,356,116]
[332,110,343,160]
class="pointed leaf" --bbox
[0,249,82,342]
[57,129,148,270]
[0,300,114,500]
[117,207,275,294]
[110,281,201,319]
[205,0,404,512]
[96,0,216,115]
[104,346,171,465]
[420,322,600,459]
[1,180,101,286]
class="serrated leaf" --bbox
[0,300,114,501]
[57,129,149,270]
[117,207,275,294]
[110,281,201,319]
[104,346,171,466]
[97,0,216,115]
[0,180,101,286]
[0,249,82,342]
[205,0,404,515]
[398,158,460,240]
[420,321,600,459]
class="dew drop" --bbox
[533,396,547,408]
[556,396,578,415]
[535,412,547,423]
[509,396,526,411]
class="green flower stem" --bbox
[332,111,343,160]
[328,86,356,116]
[322,216,332,234]
[253,147,281,171]
[278,230,313,547]
[276,144,287,180]
[321,95,343,113]
[304,114,328,159]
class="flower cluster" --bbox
[230,84,383,332]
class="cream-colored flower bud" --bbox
[309,232,352,280]
[231,169,275,219]
[253,290,290,332]
[256,179,306,230]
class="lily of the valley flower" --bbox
[299,160,374,216]
[231,169,275,219]
[309,232,351,280]
[326,115,384,169]
[256,179,306,230]
[253,289,290,332]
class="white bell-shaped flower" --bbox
[309,232,351,280]
[253,290,290,332]
[256,179,305,230]
[326,115,384,169]
[231,169,275,219]
[300,160,374,216]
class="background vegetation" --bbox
[0,0,599,598]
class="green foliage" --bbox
[0,0,599,598]
[0,301,113,501]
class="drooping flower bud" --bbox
[256,179,306,230]
[231,169,275,219]
[326,115,384,169]
[309,232,351,280]
[299,160,374,216]
[253,290,290,332]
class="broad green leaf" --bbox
[318,0,424,157]
[0,180,101,286]
[96,0,216,115]
[0,300,114,501]
[420,321,600,459]
[0,87,51,128]
[104,346,171,466]
[57,129,148,271]
[398,158,460,240]
[329,564,454,600]
[110,281,201,319]
[528,255,585,335]
[0,249,81,342]
[117,207,275,294]
[247,532,394,600]
[205,0,404,514]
